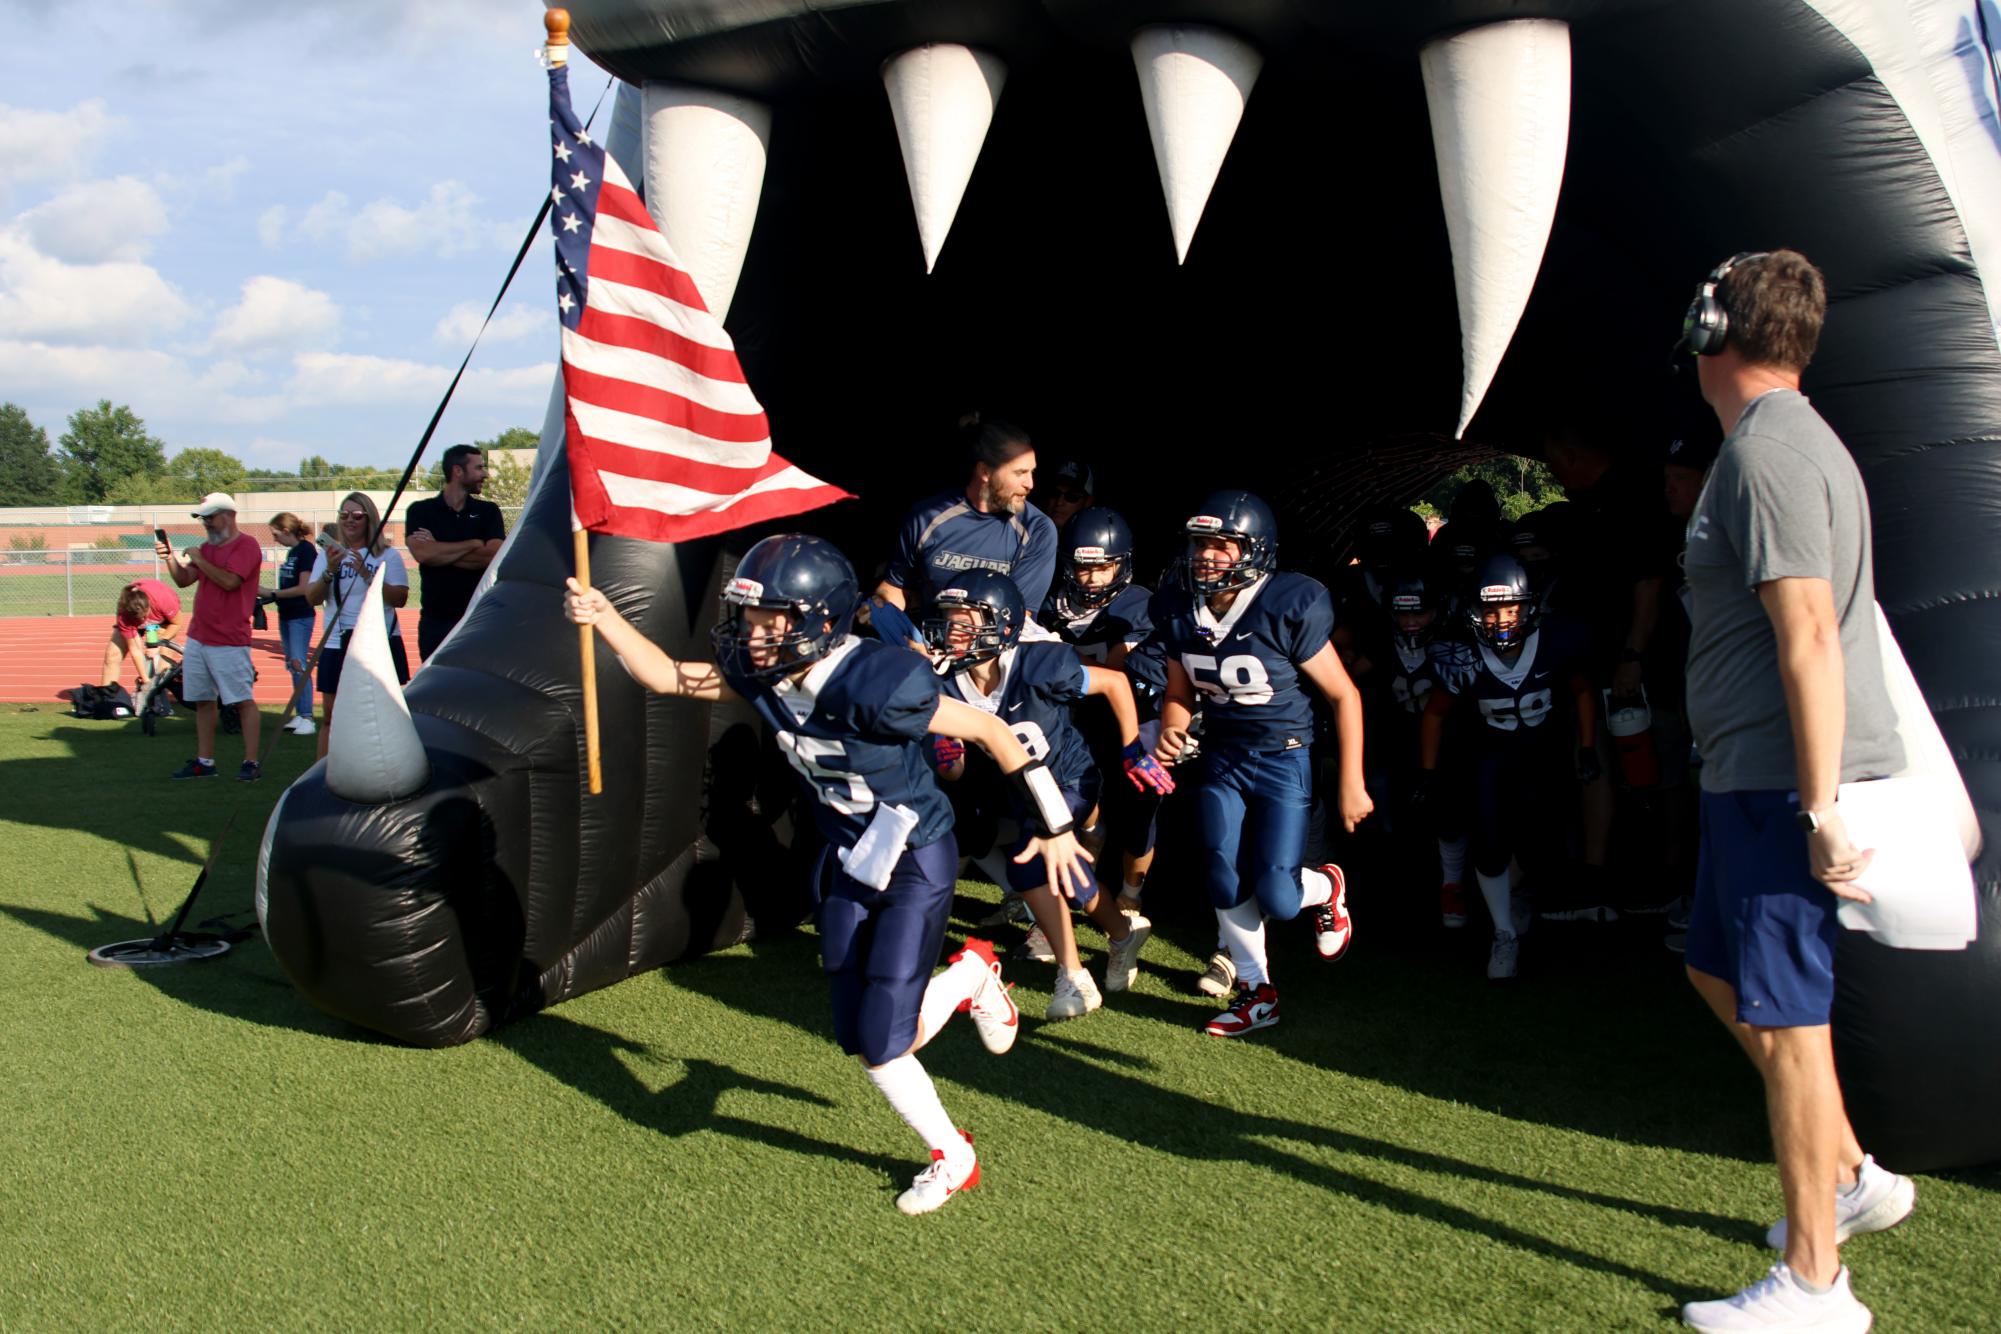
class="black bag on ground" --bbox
[73,683,136,720]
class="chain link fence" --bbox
[0,507,525,618]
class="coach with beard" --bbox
[405,443,506,661]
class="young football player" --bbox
[927,569,1175,1019]
[1149,490,1372,1038]
[1416,553,1600,980]
[1037,507,1167,913]
[564,535,1091,1216]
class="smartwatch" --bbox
[1795,807,1832,834]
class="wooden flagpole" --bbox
[545,8,603,796]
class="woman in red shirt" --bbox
[99,577,190,693]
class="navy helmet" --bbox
[1183,489,1278,595]
[710,535,860,681]
[1385,566,1443,652]
[1057,507,1135,612]
[1466,553,1542,650]
[925,568,1026,673]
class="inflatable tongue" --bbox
[260,0,2001,1172]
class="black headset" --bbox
[1679,251,1770,357]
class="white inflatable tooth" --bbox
[1132,25,1263,264]
[640,81,772,321]
[1420,18,1571,438]
[325,561,429,804]
[882,44,1007,273]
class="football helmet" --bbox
[709,535,860,681]
[925,568,1026,673]
[1057,507,1135,613]
[1385,567,1443,652]
[1467,553,1542,651]
[1183,489,1278,595]
[1359,506,1428,576]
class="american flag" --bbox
[548,65,851,542]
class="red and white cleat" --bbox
[1440,880,1468,929]
[1309,864,1353,961]
[896,1130,980,1215]
[948,938,1019,1055]
[1203,982,1280,1038]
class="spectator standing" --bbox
[405,443,507,661]
[264,512,320,734]
[307,492,411,760]
[870,414,1057,644]
[1035,459,1096,533]
[99,577,189,694]
[1674,249,1914,1331]
[153,493,264,780]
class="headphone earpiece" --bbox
[1682,250,1770,357]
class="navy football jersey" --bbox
[1426,613,1589,747]
[1385,639,1438,716]
[732,636,955,850]
[943,640,1095,791]
[1149,572,1337,753]
[1040,582,1160,723]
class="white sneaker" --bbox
[947,938,1018,1056]
[1766,1156,1915,1250]
[1196,949,1237,997]
[895,1131,980,1216]
[1103,915,1151,992]
[1047,968,1102,1021]
[1015,923,1055,963]
[1487,933,1520,981]
[284,715,317,735]
[1681,1263,1871,1332]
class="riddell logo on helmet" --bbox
[940,587,969,601]
[725,577,764,602]
[1391,595,1423,612]
[1187,515,1224,532]
[1479,584,1515,600]
[1072,545,1108,562]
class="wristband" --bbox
[1007,759,1074,837]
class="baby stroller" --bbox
[136,639,251,738]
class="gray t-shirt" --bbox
[1683,389,1903,793]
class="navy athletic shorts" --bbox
[1684,788,1841,1028]
[814,834,960,1067]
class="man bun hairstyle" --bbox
[1719,248,1827,371]
[957,411,1033,474]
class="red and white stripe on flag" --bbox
[564,154,850,543]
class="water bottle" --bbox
[1603,687,1661,789]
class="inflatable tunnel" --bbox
[258,0,2001,1170]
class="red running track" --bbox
[0,615,426,705]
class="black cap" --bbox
[1049,459,1094,494]
[1665,432,1720,473]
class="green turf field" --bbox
[1,706,1994,1329]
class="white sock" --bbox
[1215,900,1270,988]
[196,756,214,767]
[1438,836,1468,885]
[1121,880,1143,898]
[1298,865,1333,910]
[915,956,982,1048]
[1476,869,1513,939]
[866,1054,971,1165]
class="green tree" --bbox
[1425,455,1566,523]
[57,401,167,503]
[164,447,247,498]
[0,403,61,504]
[104,471,184,505]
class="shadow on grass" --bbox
[0,713,317,869]
[0,898,361,1042]
[645,935,1746,1303]
[494,1012,912,1182]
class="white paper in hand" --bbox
[837,803,920,891]
[1835,775,1977,950]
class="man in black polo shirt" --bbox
[405,443,507,661]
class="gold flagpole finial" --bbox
[543,8,571,65]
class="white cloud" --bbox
[0,228,192,344]
[286,352,551,407]
[0,99,118,193]
[288,182,513,262]
[433,300,549,346]
[16,176,169,263]
[210,276,341,355]
[201,156,249,198]
[256,205,287,249]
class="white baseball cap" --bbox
[191,492,239,517]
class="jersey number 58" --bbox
[1182,653,1275,706]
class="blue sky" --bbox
[1,1,612,474]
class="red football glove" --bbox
[1122,740,1176,795]
[930,735,966,773]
